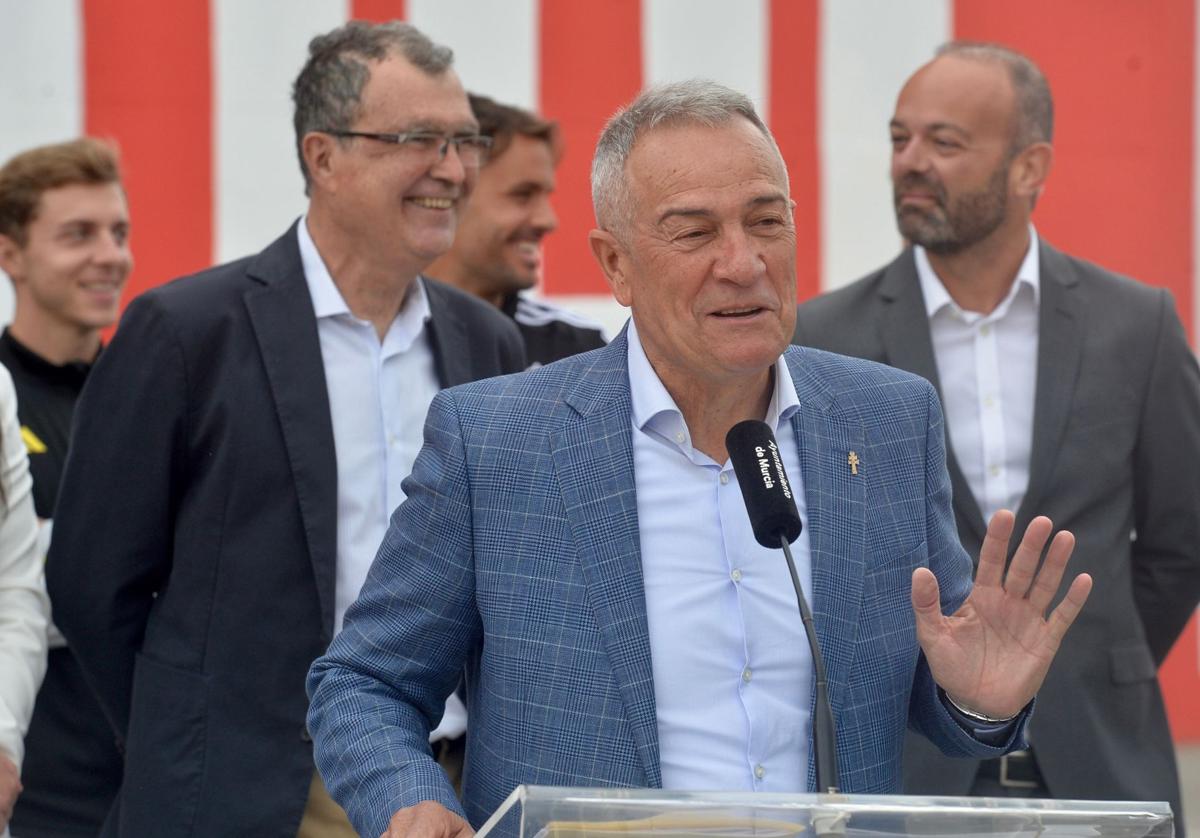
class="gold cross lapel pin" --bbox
[847,451,860,475]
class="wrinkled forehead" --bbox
[359,56,477,131]
[894,55,1016,137]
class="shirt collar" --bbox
[626,319,800,453]
[915,224,1041,321]
[0,328,94,389]
[297,215,432,351]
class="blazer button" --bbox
[300,727,312,743]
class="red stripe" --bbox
[350,0,406,22]
[768,0,821,303]
[956,0,1200,741]
[82,0,212,307]
[955,1,1194,338]
[1161,616,1200,739]
[538,0,643,296]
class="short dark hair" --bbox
[468,93,562,162]
[292,20,455,192]
[0,137,122,246]
[936,41,1054,151]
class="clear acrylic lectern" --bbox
[475,785,1173,838]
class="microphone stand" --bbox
[779,533,840,796]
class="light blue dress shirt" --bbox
[298,218,466,739]
[626,320,815,791]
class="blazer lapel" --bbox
[878,253,987,545]
[243,225,339,640]
[1016,242,1083,526]
[786,354,864,788]
[423,278,473,388]
[549,334,661,787]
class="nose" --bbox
[94,231,131,269]
[533,196,558,234]
[712,228,762,286]
[892,137,931,178]
[430,141,469,184]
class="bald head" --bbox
[932,41,1053,154]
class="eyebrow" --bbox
[890,118,971,140]
[397,120,480,135]
[656,192,789,226]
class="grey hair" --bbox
[292,20,455,193]
[591,79,786,235]
[936,41,1054,151]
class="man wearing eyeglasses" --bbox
[44,20,524,838]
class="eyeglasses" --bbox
[324,130,493,167]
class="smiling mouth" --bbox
[408,197,454,209]
[713,307,763,318]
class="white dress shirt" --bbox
[298,218,465,739]
[915,228,1040,523]
[627,320,815,791]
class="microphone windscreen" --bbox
[726,420,803,549]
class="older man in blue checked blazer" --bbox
[307,80,1092,838]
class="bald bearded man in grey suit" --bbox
[794,42,1200,829]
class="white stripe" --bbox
[0,0,82,326]
[819,0,951,291]
[642,0,768,112]
[0,0,82,161]
[407,0,538,110]
[536,293,627,342]
[212,0,343,264]
[514,295,605,333]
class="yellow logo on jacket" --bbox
[20,425,47,454]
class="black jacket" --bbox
[46,223,525,837]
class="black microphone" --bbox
[726,419,840,796]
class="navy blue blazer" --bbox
[46,223,526,837]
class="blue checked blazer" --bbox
[307,330,1028,838]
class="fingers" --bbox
[1045,572,1094,647]
[1001,515,1053,597]
[910,566,943,645]
[1026,529,1076,614]
[975,509,1016,589]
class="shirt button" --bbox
[675,432,686,444]
[720,473,730,485]
[754,764,765,779]
[980,324,991,337]
[730,568,743,583]
[983,395,995,409]
[742,667,753,683]
[989,464,1001,477]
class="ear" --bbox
[0,234,25,282]
[302,132,340,192]
[1010,142,1053,205]
[588,228,633,307]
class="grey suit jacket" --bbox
[794,241,1200,824]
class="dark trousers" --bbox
[10,649,123,838]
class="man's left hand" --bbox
[0,752,21,831]
[912,510,1093,719]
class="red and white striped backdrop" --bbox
[3,0,1198,739]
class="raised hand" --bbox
[911,510,1093,719]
